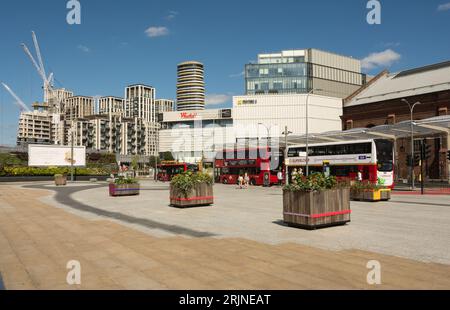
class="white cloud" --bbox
[77,45,91,53]
[166,11,179,20]
[437,3,450,11]
[229,71,245,78]
[361,49,401,70]
[145,26,169,38]
[206,94,231,106]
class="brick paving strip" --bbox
[0,186,449,290]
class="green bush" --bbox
[114,176,139,185]
[87,153,117,164]
[0,153,27,166]
[171,171,213,198]
[284,173,342,193]
[351,181,384,191]
[1,166,110,177]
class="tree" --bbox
[131,156,139,171]
[161,152,175,161]
[148,156,158,168]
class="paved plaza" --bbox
[0,181,449,289]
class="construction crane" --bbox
[21,31,54,103]
[1,82,31,112]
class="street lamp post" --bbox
[305,88,323,176]
[282,126,293,185]
[258,123,270,146]
[401,99,421,190]
[70,127,74,182]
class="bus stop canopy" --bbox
[285,115,450,146]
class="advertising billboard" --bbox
[28,145,86,167]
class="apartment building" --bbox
[177,61,205,111]
[125,84,156,122]
[155,99,175,114]
[99,96,125,117]
[17,111,52,146]
[64,96,95,121]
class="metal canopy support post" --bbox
[416,123,450,184]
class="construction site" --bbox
[1,31,173,158]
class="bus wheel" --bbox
[250,179,256,186]
[223,179,228,185]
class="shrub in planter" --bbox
[170,172,214,208]
[283,173,351,229]
[350,181,391,202]
[109,176,140,197]
[54,174,67,186]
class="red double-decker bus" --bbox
[215,147,282,186]
[157,162,198,182]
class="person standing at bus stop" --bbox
[292,168,299,184]
[277,170,283,186]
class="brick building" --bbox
[342,61,450,182]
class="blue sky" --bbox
[1,0,450,145]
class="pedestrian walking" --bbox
[244,173,250,189]
[237,175,244,189]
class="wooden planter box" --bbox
[109,183,140,197]
[54,175,67,186]
[283,188,351,230]
[170,183,214,208]
[351,189,391,202]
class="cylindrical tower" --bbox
[177,61,205,111]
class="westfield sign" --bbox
[180,112,198,119]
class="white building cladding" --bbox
[232,93,343,137]
[159,109,234,163]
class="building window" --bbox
[387,114,396,125]
[345,120,353,130]
[438,107,448,116]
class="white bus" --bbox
[286,139,395,188]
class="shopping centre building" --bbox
[158,49,365,163]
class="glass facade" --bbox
[244,50,365,96]
[245,63,310,95]
[162,119,233,130]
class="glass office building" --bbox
[245,49,366,98]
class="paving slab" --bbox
[0,184,449,290]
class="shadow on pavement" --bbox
[24,184,216,238]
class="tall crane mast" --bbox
[1,82,31,112]
[21,31,54,104]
